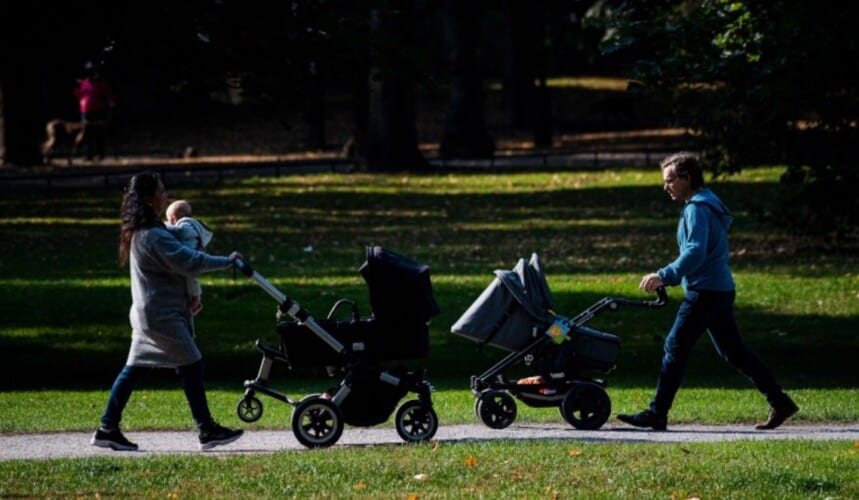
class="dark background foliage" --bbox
[1,0,856,238]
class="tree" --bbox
[439,0,494,158]
[0,2,105,167]
[600,0,859,237]
[502,0,553,148]
[0,58,44,167]
[364,2,429,170]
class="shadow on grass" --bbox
[1,174,855,390]
[0,281,855,390]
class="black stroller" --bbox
[451,254,666,430]
[234,246,440,448]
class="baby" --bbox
[166,199,214,316]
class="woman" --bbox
[91,172,244,451]
[73,62,115,160]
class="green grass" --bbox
[1,165,857,496]
[2,440,857,498]
[0,385,857,433]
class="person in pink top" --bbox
[74,61,115,160]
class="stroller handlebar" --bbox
[232,257,348,354]
[233,258,287,303]
[645,286,668,307]
[613,286,668,308]
[655,286,668,306]
[568,287,668,327]
[233,257,254,277]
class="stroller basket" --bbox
[277,317,429,367]
[276,245,436,366]
[531,325,621,375]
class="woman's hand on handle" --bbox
[229,252,255,277]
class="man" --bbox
[618,152,798,431]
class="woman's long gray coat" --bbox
[126,226,232,367]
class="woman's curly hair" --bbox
[119,172,163,267]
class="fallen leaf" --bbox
[569,449,582,456]
[354,481,366,490]
[464,456,478,468]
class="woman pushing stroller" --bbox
[91,172,244,452]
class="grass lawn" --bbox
[1,164,857,497]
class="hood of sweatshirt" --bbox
[688,189,733,231]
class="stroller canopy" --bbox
[451,253,555,351]
[359,246,440,325]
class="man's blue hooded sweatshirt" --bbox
[657,188,735,292]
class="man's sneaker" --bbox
[199,422,244,451]
[617,409,668,431]
[90,428,139,451]
[755,400,800,430]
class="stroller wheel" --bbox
[560,382,611,430]
[299,393,323,403]
[236,396,263,423]
[291,396,345,448]
[395,400,438,442]
[475,390,517,429]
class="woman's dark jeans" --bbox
[99,360,213,430]
[649,289,790,417]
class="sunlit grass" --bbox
[0,167,856,497]
[0,166,855,395]
[1,384,857,434]
[1,440,857,498]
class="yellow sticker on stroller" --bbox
[546,318,571,344]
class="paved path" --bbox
[3,423,857,460]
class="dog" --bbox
[41,118,108,166]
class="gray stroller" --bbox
[451,254,666,430]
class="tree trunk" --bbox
[364,5,428,171]
[303,60,326,150]
[345,63,369,162]
[503,0,537,130]
[533,75,553,148]
[1,2,81,167]
[366,66,427,171]
[503,0,552,147]
[439,0,494,159]
[0,84,5,163]
[0,71,45,167]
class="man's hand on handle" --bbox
[640,272,665,293]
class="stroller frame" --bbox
[234,257,438,448]
[452,254,667,431]
[469,288,667,430]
